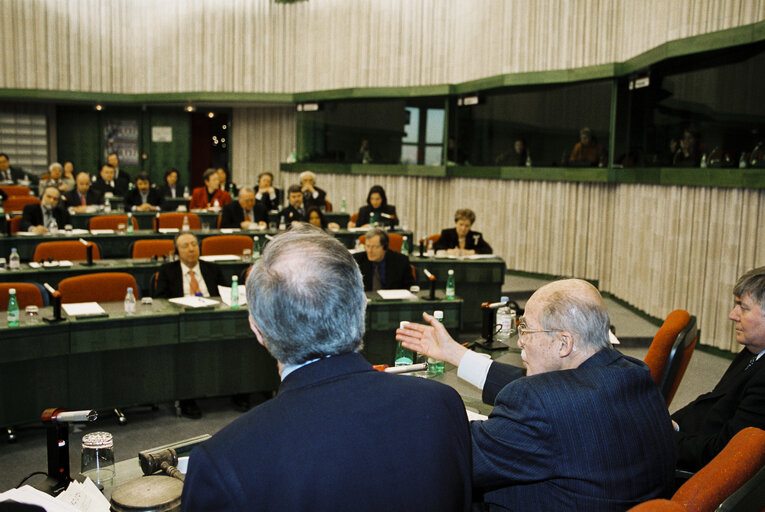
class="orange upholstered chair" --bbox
[0,185,32,197]
[324,199,333,212]
[350,212,358,225]
[643,310,698,406]
[4,195,40,213]
[33,241,101,262]
[130,239,176,259]
[357,233,403,253]
[0,283,46,310]
[201,235,253,256]
[155,212,200,230]
[8,215,22,234]
[427,233,442,248]
[626,500,684,512]
[89,214,139,231]
[58,272,139,303]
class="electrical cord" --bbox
[16,471,47,488]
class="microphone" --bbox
[45,409,98,423]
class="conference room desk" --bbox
[410,255,505,326]
[0,228,412,261]
[0,293,461,429]
[67,211,221,231]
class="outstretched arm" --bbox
[395,311,468,367]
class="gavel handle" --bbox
[161,461,185,482]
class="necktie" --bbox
[745,355,758,371]
[80,193,86,206]
[189,270,200,296]
[245,211,251,222]
[372,264,383,291]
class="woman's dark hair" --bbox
[306,206,327,229]
[366,185,388,208]
[164,168,179,180]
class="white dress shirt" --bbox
[180,261,211,297]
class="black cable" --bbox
[16,471,47,488]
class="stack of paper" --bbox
[62,302,108,318]
[0,478,109,512]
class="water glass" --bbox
[81,431,115,486]
[24,305,40,325]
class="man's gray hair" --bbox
[48,162,63,173]
[238,187,255,199]
[733,266,765,312]
[246,223,366,364]
[539,289,611,351]
[364,227,388,249]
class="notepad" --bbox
[218,285,247,306]
[62,302,108,318]
[200,254,241,262]
[376,289,417,300]
[169,296,219,308]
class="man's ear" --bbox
[558,331,574,358]
[249,315,265,347]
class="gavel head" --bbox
[139,448,179,476]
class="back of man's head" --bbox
[536,279,611,352]
[734,266,765,310]
[246,223,366,364]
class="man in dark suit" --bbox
[299,170,327,210]
[397,279,676,511]
[0,152,30,184]
[64,172,104,211]
[181,224,472,512]
[254,171,282,211]
[220,187,268,229]
[20,186,71,234]
[278,184,306,227]
[433,208,493,255]
[123,172,163,212]
[107,152,131,197]
[91,164,118,197]
[353,228,414,291]
[671,266,765,471]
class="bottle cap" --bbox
[434,310,444,319]
[127,287,133,293]
[232,275,237,280]
[9,288,15,294]
[501,295,509,302]
[448,269,454,274]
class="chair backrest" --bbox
[33,241,101,262]
[660,316,698,406]
[626,500,685,512]
[58,272,139,303]
[643,309,691,384]
[131,239,176,259]
[0,282,47,310]
[156,213,201,230]
[357,233,404,253]
[716,462,765,511]
[4,196,40,213]
[9,215,22,234]
[324,199,333,212]
[0,185,32,197]
[216,214,222,229]
[201,234,253,256]
[672,427,765,512]
[350,212,358,224]
[89,214,139,231]
[427,233,442,247]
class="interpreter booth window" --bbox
[295,98,444,165]
[614,40,765,169]
[452,80,612,167]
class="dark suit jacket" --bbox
[278,204,305,227]
[672,348,765,471]
[353,249,414,291]
[355,204,398,228]
[254,186,283,211]
[113,170,131,197]
[158,183,183,199]
[123,187,164,210]
[91,177,117,197]
[219,201,269,229]
[19,204,71,232]
[434,228,493,254]
[154,260,226,299]
[475,349,675,511]
[180,352,472,512]
[63,188,104,206]
[302,186,327,210]
[1,166,30,184]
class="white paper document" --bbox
[62,302,107,317]
[159,228,180,233]
[169,296,219,308]
[89,229,114,235]
[376,289,418,300]
[200,254,241,262]
[41,260,73,268]
[218,285,247,306]
[466,409,489,421]
[219,228,241,233]
[56,477,111,512]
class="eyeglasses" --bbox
[517,317,562,343]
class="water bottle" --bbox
[9,248,20,270]
[212,198,220,211]
[128,182,134,191]
[394,321,414,366]
[401,235,409,255]
[369,211,377,227]
[7,288,19,327]
[229,183,235,195]
[341,198,346,213]
[495,296,516,345]
[253,236,261,258]
[104,200,112,213]
[700,153,707,168]
[230,275,239,309]
[182,215,190,231]
[739,152,747,168]
[48,217,59,235]
[278,216,286,230]
[525,154,532,167]
[428,311,445,376]
[445,269,455,299]
[183,186,190,199]
[126,212,134,234]
[124,287,136,315]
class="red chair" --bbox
[33,241,101,262]
[201,235,253,256]
[0,185,32,197]
[4,196,40,213]
[155,212,200,230]
[0,283,46,310]
[58,273,139,303]
[427,233,442,248]
[643,310,698,406]
[324,199,333,212]
[8,215,22,234]
[89,214,139,231]
[130,239,176,259]
[358,233,404,253]
[350,212,358,225]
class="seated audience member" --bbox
[189,168,232,210]
[278,185,306,227]
[306,206,340,231]
[181,224,472,511]
[672,266,765,471]
[433,208,493,255]
[568,127,604,167]
[39,162,74,195]
[0,152,28,184]
[353,228,414,291]
[672,128,701,167]
[63,161,75,183]
[397,279,676,510]
[299,170,327,210]
[347,185,398,229]
[220,187,268,229]
[64,172,104,211]
[124,172,163,212]
[107,152,131,196]
[495,138,529,166]
[21,186,71,234]
[158,168,183,199]
[217,167,238,196]
[254,171,282,211]
[154,232,227,420]
[91,164,118,197]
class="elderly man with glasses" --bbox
[397,278,676,511]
